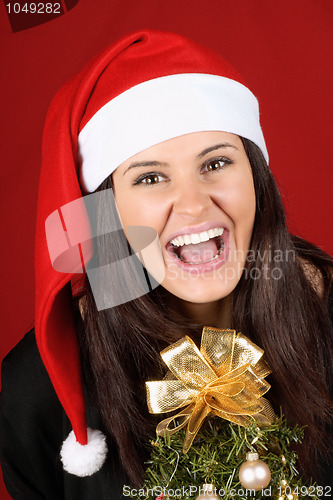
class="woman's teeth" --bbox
[169,228,225,265]
[170,227,224,247]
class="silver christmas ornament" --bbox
[195,483,221,500]
[238,452,271,491]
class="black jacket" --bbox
[0,330,125,499]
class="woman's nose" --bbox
[172,180,213,218]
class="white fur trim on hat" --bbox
[60,428,108,477]
[78,73,268,193]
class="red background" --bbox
[0,1,332,497]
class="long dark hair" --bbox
[77,139,333,486]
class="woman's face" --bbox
[112,131,256,304]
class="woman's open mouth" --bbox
[166,225,229,272]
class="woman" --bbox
[0,30,332,499]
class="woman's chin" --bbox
[160,274,238,305]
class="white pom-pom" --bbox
[60,428,108,477]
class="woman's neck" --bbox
[168,294,233,329]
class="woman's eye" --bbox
[202,158,231,173]
[133,173,166,186]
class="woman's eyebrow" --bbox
[123,142,237,176]
[197,142,238,158]
[123,160,169,176]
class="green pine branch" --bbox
[124,410,322,500]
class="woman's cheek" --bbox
[123,196,166,231]
[222,178,255,222]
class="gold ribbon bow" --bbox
[146,327,275,453]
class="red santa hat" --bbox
[35,29,268,477]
